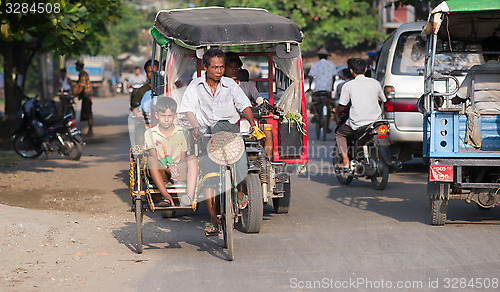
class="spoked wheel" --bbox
[221,169,234,261]
[322,105,328,141]
[135,199,144,254]
[13,134,43,158]
[61,135,83,161]
[241,173,263,233]
[315,113,322,140]
[428,181,449,226]
[370,155,389,190]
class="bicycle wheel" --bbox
[135,199,143,254]
[222,169,234,261]
[322,105,328,141]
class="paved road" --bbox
[4,95,500,291]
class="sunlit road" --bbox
[85,96,500,291]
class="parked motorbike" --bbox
[13,96,84,160]
[333,120,401,190]
[57,90,76,118]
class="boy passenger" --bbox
[144,97,196,207]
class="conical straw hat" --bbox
[207,131,245,165]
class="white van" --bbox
[375,22,426,160]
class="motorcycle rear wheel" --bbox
[61,135,82,161]
[371,156,389,190]
[13,134,43,158]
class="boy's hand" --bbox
[192,127,200,139]
[170,166,180,180]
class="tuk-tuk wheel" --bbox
[241,173,263,233]
[273,182,291,214]
[428,181,449,226]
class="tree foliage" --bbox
[188,0,386,51]
[98,4,156,58]
[0,0,122,114]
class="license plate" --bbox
[429,165,453,182]
[70,128,81,136]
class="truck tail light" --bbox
[384,98,419,112]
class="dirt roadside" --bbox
[0,96,152,291]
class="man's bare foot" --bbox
[336,162,349,169]
[236,191,248,209]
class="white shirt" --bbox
[339,75,386,130]
[308,58,338,92]
[59,77,71,91]
[457,60,500,114]
[129,73,147,85]
[178,73,252,128]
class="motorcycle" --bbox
[13,96,84,161]
[129,83,143,104]
[333,120,401,190]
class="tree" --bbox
[188,0,386,52]
[98,4,156,58]
[0,0,122,115]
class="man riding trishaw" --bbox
[128,7,307,258]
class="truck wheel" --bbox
[273,181,291,214]
[241,173,263,233]
[428,181,449,226]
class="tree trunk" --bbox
[3,43,21,115]
[3,41,36,115]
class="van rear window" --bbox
[392,32,482,76]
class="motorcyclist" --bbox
[334,58,386,169]
[307,47,337,132]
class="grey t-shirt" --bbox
[339,75,386,130]
[239,81,261,105]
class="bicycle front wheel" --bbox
[222,169,234,261]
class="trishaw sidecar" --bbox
[129,7,307,255]
[421,0,500,225]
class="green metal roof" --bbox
[432,0,500,14]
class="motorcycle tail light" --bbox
[67,119,76,128]
[378,125,388,134]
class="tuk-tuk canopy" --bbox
[424,0,500,40]
[431,0,500,14]
[152,7,303,48]
[431,0,500,13]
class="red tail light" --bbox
[384,98,418,112]
[378,125,388,134]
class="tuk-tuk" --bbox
[421,0,500,225]
[129,7,307,255]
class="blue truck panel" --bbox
[424,111,500,158]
